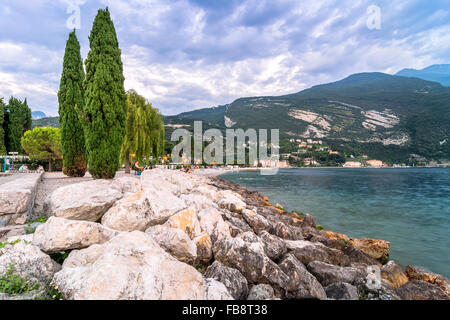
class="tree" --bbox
[21,127,62,172]
[58,30,87,177]
[0,98,6,154]
[82,8,127,179]
[120,90,165,173]
[5,97,31,153]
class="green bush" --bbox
[0,264,40,295]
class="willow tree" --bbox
[120,90,165,173]
[58,30,87,177]
[83,8,127,179]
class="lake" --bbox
[220,168,450,277]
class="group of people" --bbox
[17,164,44,173]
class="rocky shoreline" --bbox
[0,169,448,300]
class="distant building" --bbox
[328,150,339,155]
[307,139,313,144]
[362,155,369,159]
[256,159,290,168]
[367,160,384,167]
[307,145,313,149]
[343,161,362,168]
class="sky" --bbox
[0,0,450,116]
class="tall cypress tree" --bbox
[58,31,87,177]
[83,8,127,179]
[0,98,6,154]
[5,97,30,153]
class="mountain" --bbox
[396,64,450,86]
[31,111,47,119]
[32,116,60,128]
[166,72,450,163]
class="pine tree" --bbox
[58,30,87,177]
[5,97,31,153]
[82,8,127,179]
[120,90,165,173]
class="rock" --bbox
[285,240,349,266]
[6,234,33,243]
[302,214,316,228]
[180,194,215,212]
[348,238,390,264]
[223,215,253,237]
[272,221,304,240]
[259,231,287,260]
[216,190,246,213]
[381,261,409,289]
[0,241,61,285]
[405,265,449,296]
[144,189,187,225]
[193,232,212,263]
[353,278,400,300]
[145,225,197,264]
[204,278,234,300]
[101,191,153,232]
[323,230,350,242]
[0,225,26,242]
[0,288,47,300]
[247,284,274,300]
[213,236,290,290]
[395,280,449,300]
[0,174,42,226]
[343,245,381,267]
[279,254,326,299]
[307,261,367,287]
[212,236,266,283]
[197,208,231,244]
[325,282,359,300]
[191,185,220,201]
[115,176,142,194]
[242,209,271,234]
[53,231,206,300]
[62,244,105,268]
[164,208,201,239]
[204,261,249,300]
[47,180,123,222]
[32,217,119,253]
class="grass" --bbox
[24,215,49,234]
[0,264,40,295]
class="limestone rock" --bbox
[197,208,231,244]
[242,209,270,234]
[216,190,246,213]
[354,278,400,300]
[115,176,142,194]
[395,280,449,300]
[204,261,249,300]
[302,214,316,228]
[32,217,119,253]
[348,238,390,264]
[307,261,367,287]
[144,189,187,225]
[381,261,409,289]
[286,240,349,266]
[53,231,206,300]
[247,284,274,300]
[405,265,450,296]
[193,232,212,263]
[325,282,359,300]
[259,230,287,260]
[164,208,201,239]
[204,278,234,300]
[47,180,123,222]
[101,191,153,232]
[343,245,381,267]
[279,254,326,299]
[145,225,197,264]
[0,241,61,285]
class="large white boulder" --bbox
[145,225,197,264]
[144,189,187,225]
[47,180,123,222]
[197,208,231,244]
[53,231,207,300]
[216,190,246,213]
[32,217,119,253]
[164,208,201,239]
[204,278,234,300]
[0,240,61,284]
[101,191,153,232]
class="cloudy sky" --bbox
[1,0,449,116]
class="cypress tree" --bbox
[5,97,30,153]
[83,8,127,179]
[0,98,6,154]
[58,30,87,177]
